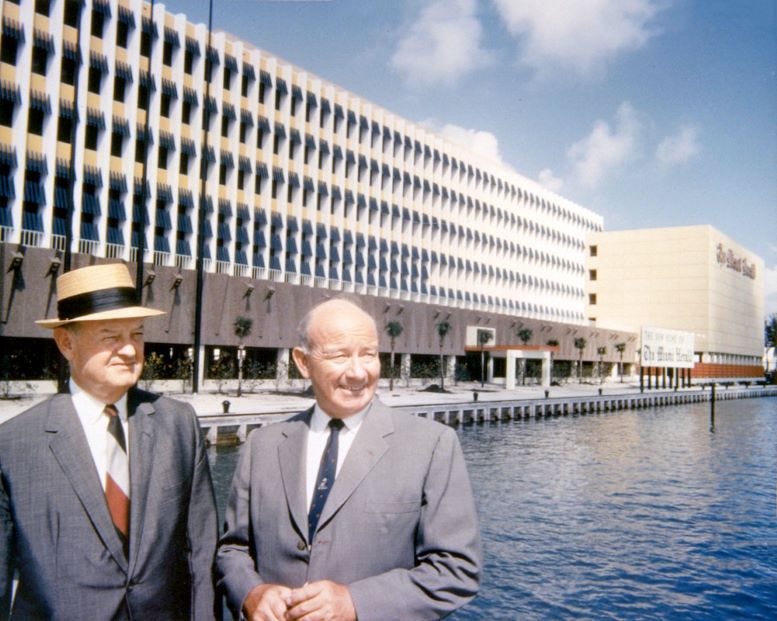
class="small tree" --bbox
[574,337,587,381]
[234,316,253,397]
[436,320,451,391]
[597,346,607,384]
[385,320,404,391]
[477,329,493,387]
[615,342,626,383]
[517,328,533,385]
[141,352,166,391]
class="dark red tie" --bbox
[104,404,130,553]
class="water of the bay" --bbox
[209,397,777,620]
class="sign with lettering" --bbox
[641,326,695,369]
[716,243,756,279]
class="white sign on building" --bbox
[641,326,695,369]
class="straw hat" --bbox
[36,263,165,329]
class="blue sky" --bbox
[161,0,777,317]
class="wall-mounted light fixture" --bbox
[244,283,255,297]
[171,273,183,289]
[144,271,156,287]
[8,251,23,272]
[47,256,61,276]
[396,305,404,314]
[265,286,275,300]
[384,304,391,313]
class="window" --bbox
[239,121,248,143]
[158,146,169,169]
[140,32,151,58]
[35,0,50,16]
[589,269,597,281]
[588,293,597,305]
[589,245,598,257]
[57,116,73,142]
[258,82,266,104]
[219,164,227,185]
[257,127,265,149]
[221,116,230,138]
[254,174,263,195]
[85,124,98,150]
[111,132,123,157]
[241,75,249,97]
[113,76,127,103]
[28,109,45,136]
[182,101,192,125]
[88,67,103,94]
[223,68,232,90]
[237,170,245,190]
[135,139,147,163]
[64,0,81,28]
[137,85,150,111]
[274,89,282,111]
[91,10,105,38]
[0,35,18,65]
[179,152,189,174]
[61,57,77,85]
[184,50,194,74]
[163,42,174,66]
[161,94,171,118]
[31,46,49,76]
[116,21,129,48]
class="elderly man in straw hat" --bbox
[0,263,218,620]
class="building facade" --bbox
[586,225,764,382]
[0,0,651,388]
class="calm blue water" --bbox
[209,398,777,620]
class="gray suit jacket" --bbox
[0,388,218,620]
[216,400,481,620]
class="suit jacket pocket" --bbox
[363,500,420,537]
[364,500,420,514]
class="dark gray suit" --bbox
[216,400,481,620]
[0,388,218,620]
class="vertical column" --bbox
[276,347,290,386]
[400,353,411,387]
[505,352,516,390]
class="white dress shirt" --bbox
[305,403,367,511]
[70,380,130,491]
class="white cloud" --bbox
[538,168,564,192]
[656,125,701,166]
[430,122,509,168]
[492,0,663,78]
[390,0,491,87]
[566,102,642,188]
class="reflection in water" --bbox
[211,399,777,620]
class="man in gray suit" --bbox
[217,299,481,621]
[0,263,218,619]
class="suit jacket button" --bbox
[297,541,307,551]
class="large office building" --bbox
[586,226,765,382]
[10,0,756,389]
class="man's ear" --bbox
[291,347,311,379]
[53,327,75,362]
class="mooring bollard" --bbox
[544,389,550,398]
[473,390,479,402]
[222,399,231,414]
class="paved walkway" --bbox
[0,379,664,424]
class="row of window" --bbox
[1,7,601,233]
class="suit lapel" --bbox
[318,402,391,530]
[46,394,129,571]
[278,409,312,542]
[126,389,156,571]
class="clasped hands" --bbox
[244,580,356,621]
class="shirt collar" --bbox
[310,401,371,433]
[69,379,129,423]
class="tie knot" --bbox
[104,404,118,417]
[328,418,345,431]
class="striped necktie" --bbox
[104,404,130,554]
[308,418,345,543]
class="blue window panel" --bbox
[315,263,325,278]
[177,213,193,233]
[329,245,339,262]
[301,239,313,257]
[343,248,352,265]
[107,227,124,245]
[390,276,398,290]
[217,246,230,262]
[80,221,99,241]
[354,270,364,284]
[286,236,298,255]
[235,249,248,265]
[379,274,387,288]
[367,272,376,286]
[236,227,250,244]
[315,241,327,258]
[368,255,377,269]
[300,260,311,276]
[109,199,126,220]
[176,238,191,256]
[342,268,351,283]
[217,223,232,241]
[154,235,170,253]
[24,182,45,204]
[270,233,283,251]
[328,265,339,280]
[0,206,12,228]
[270,255,281,271]
[22,208,44,231]
[0,176,15,199]
[82,193,101,215]
[254,229,267,249]
[355,252,365,268]
[252,253,265,268]
[285,257,297,273]
[202,219,213,238]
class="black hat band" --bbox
[57,287,140,321]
